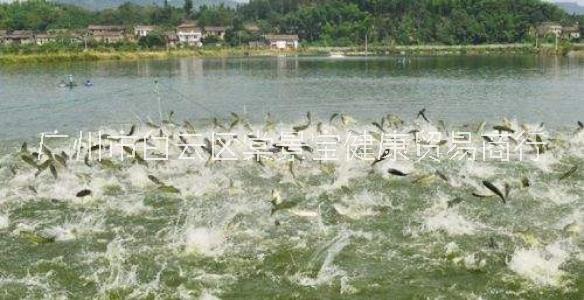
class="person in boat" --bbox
[59,74,77,88]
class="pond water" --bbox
[1,55,583,142]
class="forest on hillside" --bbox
[0,0,581,46]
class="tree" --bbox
[184,0,193,17]
[138,31,166,48]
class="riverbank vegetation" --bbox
[4,43,580,65]
[1,0,583,46]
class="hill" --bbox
[52,0,241,10]
[555,1,584,14]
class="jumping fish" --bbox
[559,165,578,181]
[493,125,515,134]
[388,168,408,177]
[126,124,136,136]
[417,108,429,123]
[482,180,506,203]
[49,164,58,179]
[76,189,92,198]
[293,112,312,133]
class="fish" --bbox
[20,155,38,169]
[493,125,515,134]
[145,121,159,129]
[412,174,436,184]
[90,144,110,152]
[183,120,196,133]
[504,182,511,199]
[28,185,37,194]
[288,161,297,179]
[293,112,312,132]
[54,153,67,167]
[212,117,226,130]
[162,110,175,125]
[387,168,408,177]
[41,145,53,158]
[83,154,92,167]
[123,146,147,166]
[372,122,385,133]
[372,149,390,166]
[438,120,448,135]
[329,113,340,124]
[559,165,578,181]
[20,142,28,154]
[482,180,506,203]
[76,189,92,198]
[229,112,241,130]
[148,175,163,185]
[447,197,464,208]
[271,189,282,206]
[482,135,494,143]
[49,164,58,179]
[101,134,120,142]
[417,108,429,123]
[270,190,297,215]
[20,231,55,245]
[435,170,449,182]
[126,124,136,136]
[35,160,52,177]
[157,185,180,194]
[97,159,119,170]
[535,134,545,154]
[340,113,355,126]
[475,121,486,133]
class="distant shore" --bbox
[1,43,583,64]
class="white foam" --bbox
[184,227,225,257]
[508,240,574,287]
[423,210,478,236]
[0,213,9,230]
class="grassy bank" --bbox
[0,47,328,64]
[0,43,580,64]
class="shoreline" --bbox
[0,43,583,64]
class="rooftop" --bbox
[135,25,156,30]
[204,26,227,32]
[265,34,299,41]
[88,25,125,31]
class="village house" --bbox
[562,25,581,40]
[537,22,563,37]
[244,24,260,34]
[5,30,35,45]
[34,33,57,45]
[203,26,227,40]
[134,25,156,38]
[177,22,203,47]
[265,34,299,49]
[88,25,126,44]
[248,40,263,48]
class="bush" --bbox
[138,32,166,49]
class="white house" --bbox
[134,25,156,37]
[177,22,202,47]
[265,34,299,49]
[203,26,227,40]
[563,25,581,40]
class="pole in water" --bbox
[154,80,163,125]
